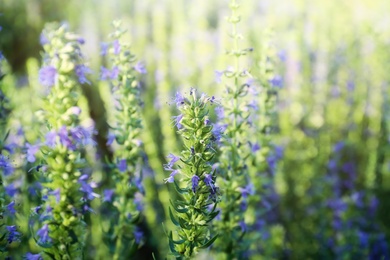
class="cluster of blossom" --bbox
[27,23,97,259]
[165,89,220,258]
[99,20,146,259]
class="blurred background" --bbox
[1,0,390,259]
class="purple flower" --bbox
[0,51,4,61]
[106,132,115,146]
[79,175,99,200]
[239,221,247,232]
[215,106,224,120]
[37,224,51,244]
[203,174,215,192]
[134,62,147,74]
[75,64,92,84]
[38,66,57,87]
[191,175,200,193]
[58,126,73,149]
[134,192,144,211]
[214,70,224,84]
[25,252,42,260]
[100,42,109,56]
[103,189,115,202]
[113,40,121,55]
[77,38,85,44]
[164,169,179,183]
[269,75,283,88]
[49,189,61,203]
[118,159,127,172]
[6,225,20,243]
[174,92,185,107]
[134,227,143,244]
[40,33,49,45]
[5,183,18,197]
[0,155,13,176]
[6,201,16,215]
[249,142,260,153]
[45,130,57,147]
[100,66,119,80]
[26,143,40,163]
[166,153,180,168]
[172,114,183,129]
[31,206,42,215]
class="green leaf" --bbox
[169,207,179,226]
[174,181,189,194]
[199,234,219,249]
[170,199,189,213]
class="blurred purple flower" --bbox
[191,175,200,193]
[79,175,99,200]
[214,70,224,84]
[166,153,180,169]
[25,252,42,260]
[134,227,143,244]
[37,224,51,244]
[118,159,127,172]
[113,40,121,55]
[49,189,61,203]
[45,130,57,147]
[172,114,183,130]
[26,143,40,163]
[40,33,49,46]
[0,155,13,176]
[6,201,16,215]
[5,183,18,197]
[39,66,57,87]
[100,66,120,80]
[100,42,109,56]
[75,64,92,84]
[269,75,283,88]
[6,225,20,243]
[103,189,115,202]
[174,92,185,107]
[215,106,224,120]
[164,169,179,183]
[134,62,147,74]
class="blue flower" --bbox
[134,62,147,74]
[113,40,121,55]
[45,130,57,147]
[79,175,99,200]
[203,174,215,192]
[174,92,185,107]
[215,106,225,120]
[37,224,51,244]
[58,126,74,149]
[165,153,180,169]
[172,114,183,129]
[214,70,224,84]
[191,175,200,193]
[100,42,109,56]
[40,33,49,45]
[249,142,260,153]
[164,169,179,183]
[25,252,42,260]
[100,66,119,80]
[134,227,143,244]
[118,159,127,172]
[75,65,92,84]
[6,201,16,215]
[26,143,40,163]
[6,225,20,243]
[5,183,18,197]
[49,189,61,203]
[103,189,115,202]
[0,155,13,176]
[38,66,57,87]
[269,75,283,88]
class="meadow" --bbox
[0,0,389,259]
